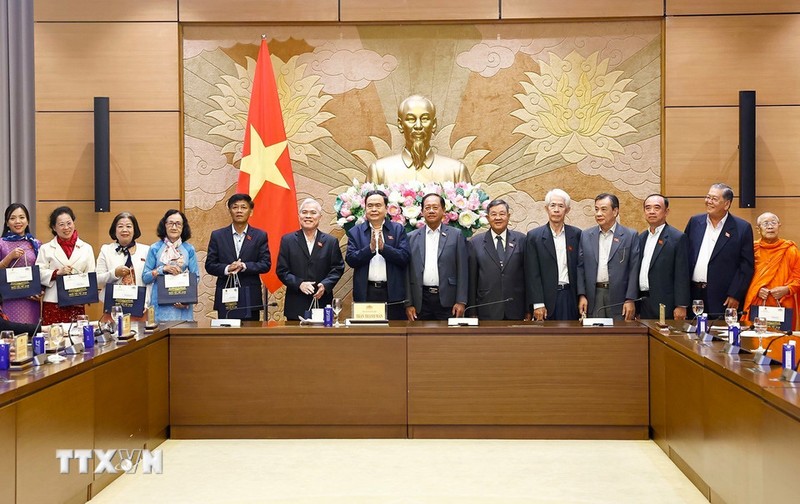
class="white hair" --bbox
[544,188,571,208]
[756,212,779,226]
[298,198,322,213]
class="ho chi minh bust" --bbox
[366,95,471,185]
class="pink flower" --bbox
[447,211,458,222]
[387,203,401,216]
[402,189,416,198]
[391,214,406,225]
[451,194,467,209]
[340,207,352,218]
[416,220,426,228]
[403,196,416,207]
[442,215,450,224]
[482,199,490,210]
[467,194,480,211]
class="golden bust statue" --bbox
[366,95,471,185]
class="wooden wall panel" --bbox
[341,0,498,21]
[667,1,800,16]
[36,112,181,201]
[35,22,179,111]
[664,197,800,243]
[0,405,15,504]
[34,201,180,250]
[34,0,177,21]
[665,15,800,106]
[179,0,338,22]
[503,0,663,19]
[664,107,800,197]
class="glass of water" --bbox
[753,316,768,352]
[332,298,342,327]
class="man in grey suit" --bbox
[577,193,641,320]
[467,199,528,320]
[406,193,468,320]
[638,194,690,320]
[525,188,582,321]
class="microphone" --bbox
[591,297,644,315]
[753,332,795,365]
[465,297,513,313]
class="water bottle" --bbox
[33,333,46,355]
[783,341,796,370]
[83,324,95,349]
[323,305,334,327]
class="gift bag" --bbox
[219,273,252,319]
[749,297,793,332]
[56,272,99,307]
[0,259,41,300]
[156,271,198,305]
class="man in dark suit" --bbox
[205,193,271,321]
[637,194,690,320]
[406,193,468,321]
[277,199,345,321]
[577,193,641,320]
[345,190,410,321]
[525,188,582,321]
[468,199,528,320]
[684,183,754,315]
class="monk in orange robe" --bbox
[742,212,800,331]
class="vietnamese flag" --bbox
[237,37,297,293]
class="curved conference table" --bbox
[1,319,797,503]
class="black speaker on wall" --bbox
[739,90,756,208]
[94,97,111,212]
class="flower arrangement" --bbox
[335,180,491,237]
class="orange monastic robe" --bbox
[742,239,800,330]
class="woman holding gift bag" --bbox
[0,203,42,325]
[96,212,151,320]
[35,206,96,325]
[143,209,200,322]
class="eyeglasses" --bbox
[704,195,722,203]
[55,221,73,228]
[165,221,183,228]
[760,220,779,228]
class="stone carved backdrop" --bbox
[182,21,661,320]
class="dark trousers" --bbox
[366,282,405,321]
[418,289,452,320]
[638,295,659,320]
[690,284,708,312]
[550,285,579,321]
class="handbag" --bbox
[156,271,198,305]
[56,272,99,307]
[103,272,147,317]
[219,273,252,319]
[749,296,793,332]
[0,253,41,300]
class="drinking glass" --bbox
[692,299,704,318]
[724,308,738,327]
[110,306,123,335]
[76,314,89,328]
[753,316,768,352]
[332,298,342,327]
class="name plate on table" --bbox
[351,302,387,321]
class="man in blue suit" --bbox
[684,183,754,316]
[205,193,271,320]
[577,193,641,320]
[345,190,410,320]
[405,193,468,320]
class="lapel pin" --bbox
[724,232,730,238]
[658,239,664,245]
[317,241,323,247]
[388,235,394,240]
[613,237,620,243]
[508,242,515,248]
[246,235,252,240]
[568,245,574,251]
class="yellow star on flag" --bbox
[239,124,290,197]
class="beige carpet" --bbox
[88,439,707,504]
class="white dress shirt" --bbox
[533,225,570,311]
[223,225,249,275]
[596,224,616,283]
[368,226,387,282]
[423,225,441,286]
[304,230,317,256]
[491,229,508,262]
[692,213,728,282]
[639,224,665,291]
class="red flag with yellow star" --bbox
[237,38,297,293]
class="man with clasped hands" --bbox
[345,190,410,321]
[205,193,271,321]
